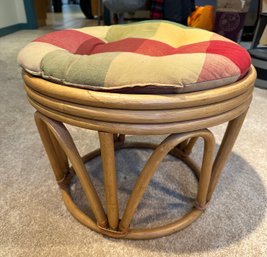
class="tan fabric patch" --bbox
[104,53,206,88]
[17,42,66,74]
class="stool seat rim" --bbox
[23,66,256,135]
[23,66,256,111]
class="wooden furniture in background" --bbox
[91,0,98,17]
[34,0,47,27]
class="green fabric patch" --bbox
[105,22,160,42]
[41,50,120,87]
[41,50,76,80]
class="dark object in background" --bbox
[80,0,94,19]
[214,0,252,42]
[79,0,111,24]
[104,6,112,25]
[163,0,195,25]
[53,0,62,12]
[103,0,146,13]
[215,11,247,42]
[151,0,164,19]
[249,13,267,89]
[242,0,262,41]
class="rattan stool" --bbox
[18,21,256,239]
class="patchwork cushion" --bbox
[18,20,251,94]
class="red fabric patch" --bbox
[75,38,105,55]
[173,41,211,54]
[34,30,104,53]
[135,39,175,56]
[205,41,251,77]
[91,38,146,55]
[90,38,211,56]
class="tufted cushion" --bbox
[18,21,251,94]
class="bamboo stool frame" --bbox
[22,66,256,239]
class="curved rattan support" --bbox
[34,112,108,228]
[34,110,249,239]
[118,130,215,233]
[34,111,218,239]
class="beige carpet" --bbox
[0,30,267,257]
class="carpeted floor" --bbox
[0,29,267,257]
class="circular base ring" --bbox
[62,142,204,239]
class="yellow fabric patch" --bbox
[75,26,110,41]
[151,22,214,48]
[150,22,187,47]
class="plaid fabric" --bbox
[18,21,251,94]
[151,0,164,19]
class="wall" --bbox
[0,0,27,28]
[15,0,27,24]
[0,0,37,36]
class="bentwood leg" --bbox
[35,113,69,184]
[35,112,108,228]
[99,132,119,230]
[207,110,248,201]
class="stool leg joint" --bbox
[97,221,129,238]
[194,200,210,211]
[56,169,74,188]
